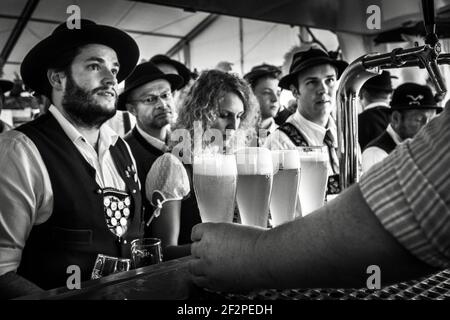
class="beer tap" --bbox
[336,0,447,189]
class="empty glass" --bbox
[131,238,163,269]
[91,254,131,280]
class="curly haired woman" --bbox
[145,69,258,259]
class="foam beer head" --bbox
[297,146,328,162]
[271,149,300,174]
[235,147,273,175]
[193,153,237,176]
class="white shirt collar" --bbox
[49,105,119,147]
[364,102,390,111]
[136,123,168,152]
[260,118,279,134]
[386,124,402,145]
[287,111,337,146]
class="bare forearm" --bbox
[256,184,437,289]
[0,271,44,299]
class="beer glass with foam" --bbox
[235,147,273,227]
[297,146,329,216]
[270,150,300,226]
[193,153,238,223]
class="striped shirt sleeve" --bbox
[359,107,450,268]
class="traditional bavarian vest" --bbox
[16,113,143,290]
[277,122,341,195]
[364,130,397,155]
[125,127,164,235]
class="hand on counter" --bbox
[189,222,269,292]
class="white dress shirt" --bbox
[264,111,338,175]
[361,124,403,174]
[0,106,136,276]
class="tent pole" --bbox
[0,0,40,64]
[239,18,244,75]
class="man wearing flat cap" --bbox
[358,71,396,150]
[0,19,141,298]
[0,79,14,133]
[244,64,281,144]
[362,83,439,173]
[117,61,183,239]
[265,48,347,200]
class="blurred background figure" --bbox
[0,79,14,133]
[362,83,439,173]
[358,71,396,150]
[244,63,282,145]
[215,61,234,73]
[150,54,195,89]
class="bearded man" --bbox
[0,20,141,298]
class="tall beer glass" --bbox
[297,146,328,216]
[193,153,237,222]
[270,150,300,226]
[235,147,273,227]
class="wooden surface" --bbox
[17,256,206,300]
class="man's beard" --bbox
[62,74,117,129]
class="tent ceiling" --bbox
[138,0,450,34]
[1,0,450,81]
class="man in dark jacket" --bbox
[362,83,439,173]
[118,62,183,236]
[358,71,396,150]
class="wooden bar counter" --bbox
[18,256,208,300]
[17,256,450,300]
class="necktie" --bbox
[323,129,339,175]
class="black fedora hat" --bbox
[244,64,281,88]
[390,83,440,111]
[21,19,139,97]
[0,79,13,94]
[361,71,397,92]
[279,48,348,90]
[117,61,183,111]
[150,54,194,88]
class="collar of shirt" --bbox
[49,105,119,148]
[136,123,168,152]
[364,102,390,112]
[48,106,123,188]
[260,118,279,134]
[386,124,402,145]
[287,111,337,146]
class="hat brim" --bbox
[21,24,139,96]
[244,69,281,83]
[150,56,192,86]
[390,105,441,111]
[279,57,347,90]
[0,80,13,93]
[117,73,183,111]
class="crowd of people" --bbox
[0,18,448,299]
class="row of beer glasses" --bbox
[193,146,329,227]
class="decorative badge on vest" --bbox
[125,164,138,183]
[103,188,133,237]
